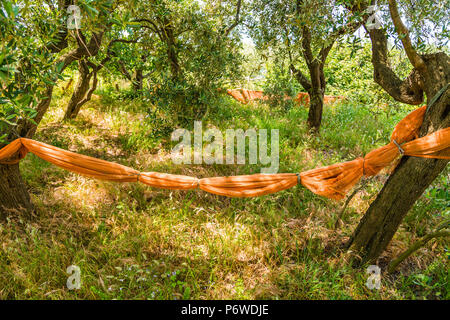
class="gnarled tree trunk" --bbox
[348,27,450,263]
[117,61,145,94]
[306,64,326,132]
[307,90,324,132]
[348,152,448,263]
[0,163,34,220]
[65,60,92,119]
[64,60,99,119]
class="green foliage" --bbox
[262,58,300,110]
[97,0,245,125]
[0,0,448,301]
[0,0,129,143]
[325,40,413,106]
[0,0,65,142]
[375,0,449,53]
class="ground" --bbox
[0,86,448,299]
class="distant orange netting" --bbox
[226,89,267,104]
[0,106,449,200]
[226,89,345,106]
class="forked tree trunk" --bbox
[64,61,94,119]
[0,163,34,220]
[348,52,450,264]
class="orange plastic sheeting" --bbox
[0,106,449,200]
[0,138,297,198]
[300,106,450,199]
[295,92,310,106]
[226,89,267,104]
[324,95,346,105]
[199,173,298,197]
[0,138,140,181]
[295,93,345,106]
[226,89,345,107]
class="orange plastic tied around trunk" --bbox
[0,106,449,200]
[299,106,450,199]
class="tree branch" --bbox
[290,64,312,91]
[117,60,132,81]
[388,0,426,71]
[134,18,164,40]
[77,70,98,108]
[320,19,363,64]
[301,26,314,67]
[388,230,450,273]
[59,30,106,71]
[368,28,424,104]
[224,0,242,36]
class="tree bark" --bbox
[291,63,326,133]
[347,0,450,263]
[132,68,143,92]
[64,60,93,119]
[64,61,100,119]
[306,63,326,133]
[117,62,144,93]
[307,89,324,132]
[348,52,450,264]
[369,29,424,105]
[167,38,181,80]
[162,18,181,80]
[0,163,34,220]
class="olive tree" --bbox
[346,0,450,263]
[0,0,123,217]
[249,0,364,132]
[131,0,245,122]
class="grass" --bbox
[0,85,448,300]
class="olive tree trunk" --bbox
[64,60,98,119]
[348,27,450,263]
[3,31,106,217]
[0,163,34,220]
[132,68,143,92]
[307,87,325,132]
[348,154,448,263]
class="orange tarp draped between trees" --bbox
[226,89,345,106]
[226,89,267,104]
[293,93,346,106]
[0,106,449,200]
